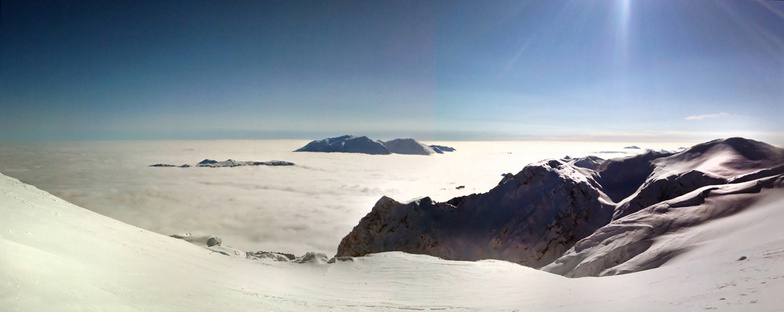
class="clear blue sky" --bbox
[2,0,783,143]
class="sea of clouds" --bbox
[0,140,685,255]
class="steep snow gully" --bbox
[337,138,784,276]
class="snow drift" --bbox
[337,138,784,274]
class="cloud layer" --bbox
[0,140,687,255]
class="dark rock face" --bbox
[336,137,784,271]
[150,164,177,167]
[336,159,615,268]
[295,135,391,155]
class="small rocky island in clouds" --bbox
[150,159,295,168]
[295,135,456,155]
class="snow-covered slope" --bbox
[2,171,784,311]
[610,137,784,220]
[337,138,784,273]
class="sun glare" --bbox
[616,0,632,62]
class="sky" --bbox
[1,0,783,143]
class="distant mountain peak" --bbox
[295,135,455,156]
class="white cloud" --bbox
[685,112,729,120]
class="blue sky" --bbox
[1,0,783,143]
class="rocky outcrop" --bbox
[336,159,615,268]
[337,137,784,273]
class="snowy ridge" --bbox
[543,175,784,277]
[337,137,784,275]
